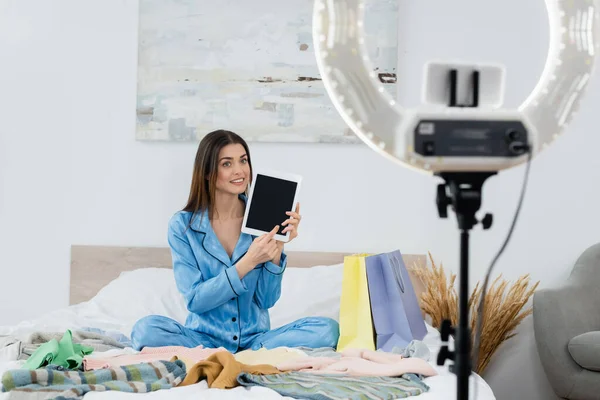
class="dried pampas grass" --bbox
[409,252,539,374]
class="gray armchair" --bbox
[533,242,600,400]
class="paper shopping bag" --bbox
[365,250,427,351]
[336,253,376,352]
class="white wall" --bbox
[1,1,599,399]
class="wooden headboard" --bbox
[69,245,427,305]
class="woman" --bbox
[131,129,340,352]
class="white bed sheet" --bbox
[0,360,494,400]
[0,266,496,399]
[80,371,494,400]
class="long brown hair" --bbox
[183,129,252,222]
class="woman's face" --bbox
[214,143,251,196]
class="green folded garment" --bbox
[23,329,94,370]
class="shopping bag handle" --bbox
[389,254,405,293]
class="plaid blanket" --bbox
[1,359,186,399]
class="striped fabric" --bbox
[1,359,186,399]
[237,371,430,400]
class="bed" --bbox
[0,245,496,399]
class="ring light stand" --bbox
[312,1,599,399]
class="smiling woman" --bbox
[130,129,340,352]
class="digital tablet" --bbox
[241,169,302,242]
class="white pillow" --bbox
[86,264,344,335]
[269,263,344,328]
[0,268,187,340]
[87,268,188,336]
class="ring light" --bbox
[312,1,599,400]
[312,0,599,174]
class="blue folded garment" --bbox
[78,327,133,348]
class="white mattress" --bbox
[0,266,496,399]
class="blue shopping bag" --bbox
[365,250,427,351]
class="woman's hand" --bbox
[282,203,301,242]
[237,226,280,278]
[275,203,302,254]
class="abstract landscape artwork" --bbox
[135,0,398,143]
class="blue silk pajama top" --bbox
[168,207,287,349]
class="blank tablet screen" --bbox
[246,174,297,235]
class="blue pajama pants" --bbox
[130,315,339,352]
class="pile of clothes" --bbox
[0,329,438,400]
